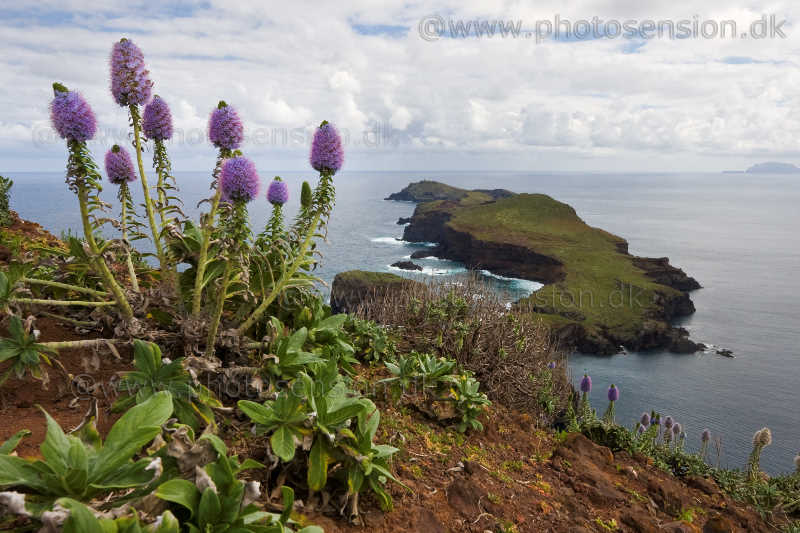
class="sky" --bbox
[0,0,799,173]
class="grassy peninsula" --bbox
[391,181,701,354]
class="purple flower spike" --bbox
[548,361,557,370]
[579,374,592,394]
[110,38,153,107]
[220,156,259,203]
[636,424,645,435]
[209,101,244,150]
[672,423,682,436]
[653,414,661,425]
[142,95,173,141]
[310,121,344,174]
[104,145,137,185]
[607,384,619,402]
[50,85,97,142]
[640,412,651,428]
[267,177,289,205]
[664,416,674,430]
[702,429,711,443]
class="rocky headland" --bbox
[374,181,703,355]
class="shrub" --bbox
[0,315,56,387]
[113,340,222,431]
[0,392,172,514]
[352,275,569,422]
[0,176,12,227]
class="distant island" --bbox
[725,162,800,174]
[338,181,704,355]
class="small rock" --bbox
[620,509,659,533]
[391,260,423,271]
[662,521,701,533]
[702,513,737,533]
[623,465,638,479]
[687,475,720,497]
[447,478,481,518]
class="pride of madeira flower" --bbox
[50,85,97,142]
[208,102,244,150]
[104,145,140,291]
[142,95,173,141]
[110,38,166,274]
[110,38,153,107]
[310,121,344,175]
[267,177,289,205]
[602,384,618,424]
[220,157,260,204]
[104,145,137,184]
[49,83,134,319]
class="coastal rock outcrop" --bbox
[330,270,424,314]
[390,260,423,271]
[386,181,703,355]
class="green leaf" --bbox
[88,459,153,490]
[91,392,172,483]
[270,426,296,462]
[0,429,30,454]
[279,486,294,525]
[347,467,364,495]
[237,400,275,426]
[132,340,160,377]
[0,340,20,363]
[151,511,180,533]
[198,433,228,458]
[155,479,200,517]
[40,408,71,476]
[0,454,50,492]
[63,438,90,495]
[197,487,221,529]
[286,327,308,354]
[316,314,347,330]
[57,498,105,533]
[307,438,330,491]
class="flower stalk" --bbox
[191,147,231,316]
[237,213,321,335]
[74,154,134,320]
[129,104,166,272]
[118,182,140,292]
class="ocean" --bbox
[9,170,800,474]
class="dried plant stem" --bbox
[39,338,119,350]
[20,277,109,298]
[12,298,117,307]
[39,311,97,328]
[204,260,232,358]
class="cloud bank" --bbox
[0,0,798,172]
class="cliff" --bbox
[388,182,702,355]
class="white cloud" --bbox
[0,0,799,172]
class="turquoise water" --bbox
[9,170,800,473]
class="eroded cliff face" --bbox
[396,189,703,355]
[404,209,566,283]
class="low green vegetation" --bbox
[0,176,12,228]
